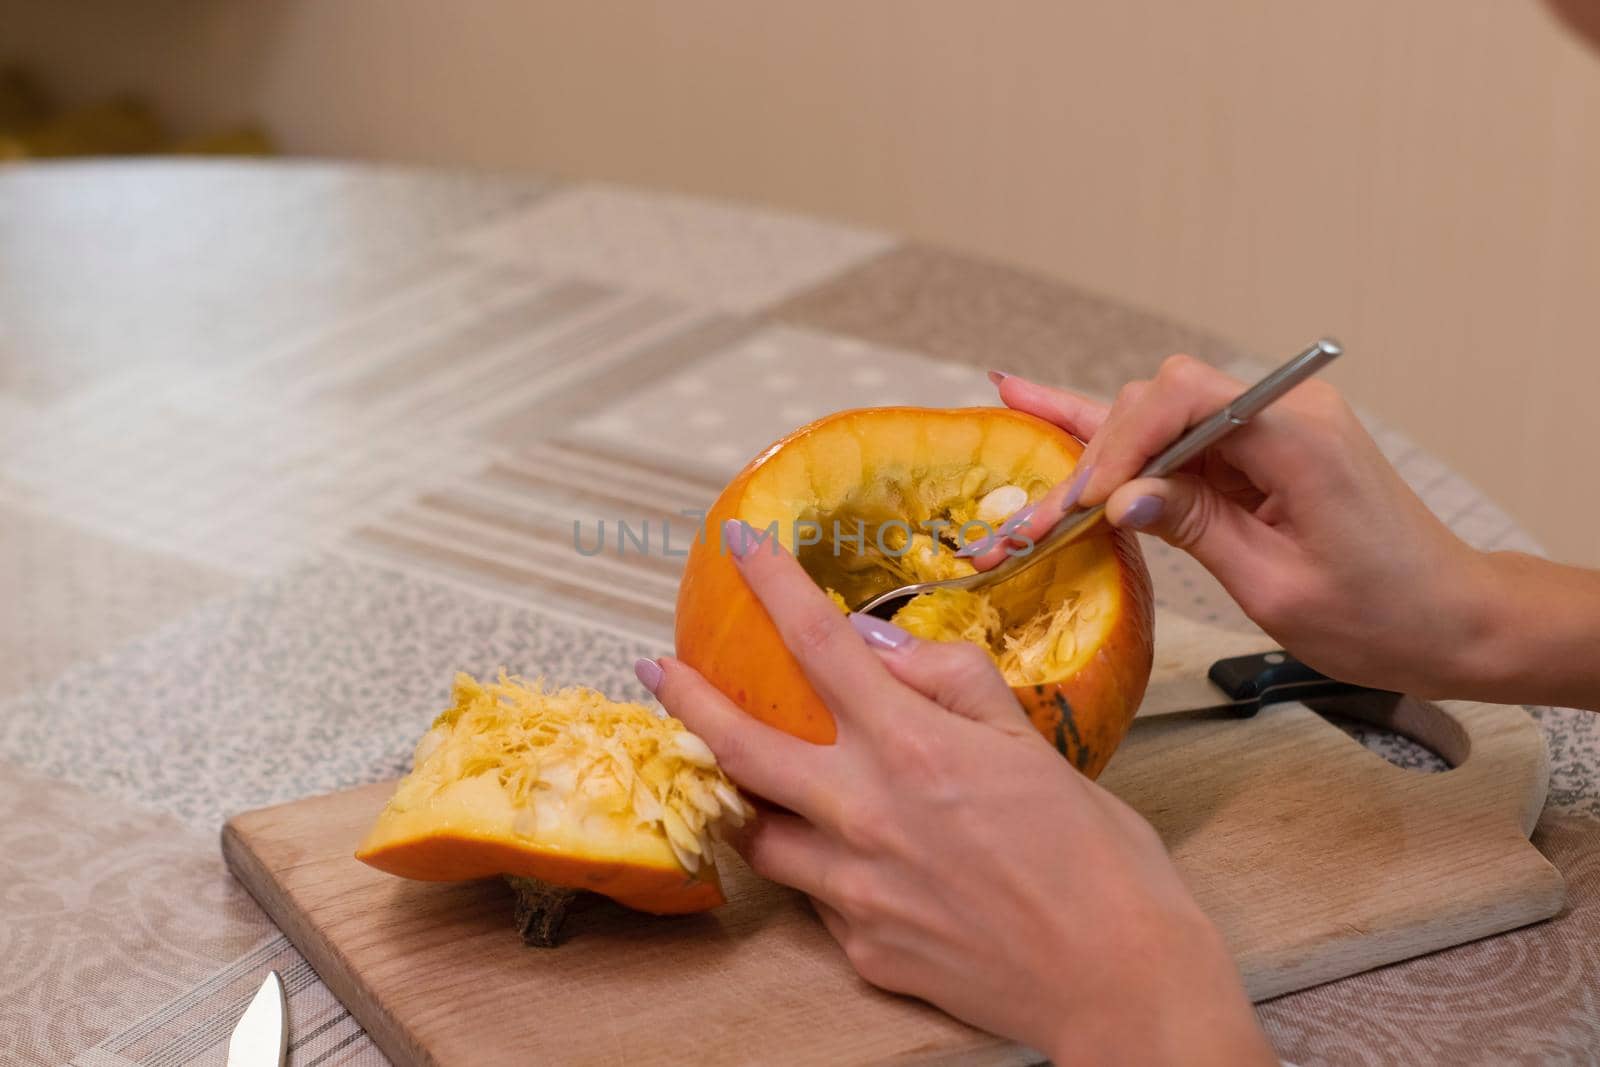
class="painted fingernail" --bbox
[634,657,664,693]
[987,370,1009,386]
[1121,495,1164,530]
[953,530,1001,558]
[722,518,757,560]
[848,613,913,650]
[1061,464,1095,510]
[999,502,1038,537]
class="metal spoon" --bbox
[855,338,1343,619]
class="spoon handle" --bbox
[1140,337,1342,478]
[855,338,1342,617]
[979,337,1343,586]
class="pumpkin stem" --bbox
[507,875,580,947]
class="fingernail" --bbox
[953,530,1000,558]
[847,613,913,650]
[999,502,1037,537]
[1121,495,1164,530]
[722,518,757,560]
[1061,464,1095,510]
[987,370,1009,386]
[634,657,664,693]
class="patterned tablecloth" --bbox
[1,160,1595,1067]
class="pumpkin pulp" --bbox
[675,407,1154,776]
[356,673,751,916]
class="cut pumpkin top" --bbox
[732,408,1118,686]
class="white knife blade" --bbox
[227,971,288,1067]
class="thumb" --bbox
[1105,475,1272,591]
[845,614,1029,732]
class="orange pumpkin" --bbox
[356,673,751,924]
[675,407,1154,777]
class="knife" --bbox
[227,971,288,1067]
[1137,651,1389,719]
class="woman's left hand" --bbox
[636,521,1274,1065]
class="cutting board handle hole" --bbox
[1308,696,1451,774]
[1320,712,1448,773]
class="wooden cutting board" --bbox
[222,618,1564,1066]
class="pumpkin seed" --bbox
[976,483,1029,524]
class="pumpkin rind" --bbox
[675,406,1155,777]
[355,673,749,916]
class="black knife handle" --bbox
[1206,651,1385,717]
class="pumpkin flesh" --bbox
[675,407,1154,777]
[356,673,751,915]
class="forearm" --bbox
[1043,912,1276,1067]
[1453,551,1600,711]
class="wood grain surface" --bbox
[223,621,1563,1065]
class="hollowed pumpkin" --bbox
[356,673,751,938]
[675,407,1154,777]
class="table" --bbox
[1,160,1594,1066]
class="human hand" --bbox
[637,521,1273,1064]
[985,357,1504,698]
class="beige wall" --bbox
[7,0,1600,564]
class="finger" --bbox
[1104,475,1285,593]
[998,458,1095,549]
[992,373,1112,440]
[810,895,852,948]
[644,656,835,816]
[957,459,1092,571]
[1076,356,1244,505]
[846,614,1029,731]
[960,385,1126,571]
[736,810,839,900]
[723,519,899,729]
[952,506,1033,569]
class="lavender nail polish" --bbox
[953,531,999,558]
[999,502,1038,536]
[1061,464,1095,510]
[722,518,757,560]
[1121,495,1164,530]
[848,613,913,650]
[634,657,664,693]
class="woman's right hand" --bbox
[982,355,1505,699]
